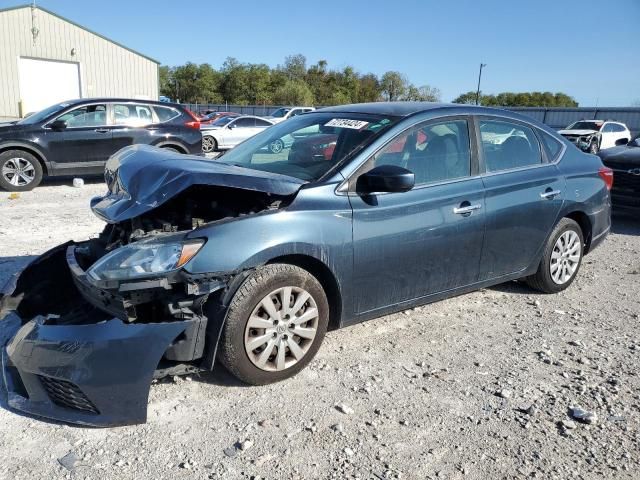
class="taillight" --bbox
[185,110,201,129]
[598,166,614,190]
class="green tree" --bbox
[453,90,578,107]
[273,80,315,105]
[381,71,408,101]
[357,73,381,103]
[403,84,441,102]
[452,91,479,105]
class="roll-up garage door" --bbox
[18,57,81,115]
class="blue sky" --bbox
[6,0,640,106]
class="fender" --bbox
[0,140,52,174]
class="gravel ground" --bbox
[0,181,639,480]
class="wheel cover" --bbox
[550,230,581,285]
[2,157,35,186]
[244,286,319,372]
[269,139,284,154]
[202,136,215,153]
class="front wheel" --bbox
[526,218,584,293]
[588,140,599,154]
[218,264,329,385]
[0,150,43,191]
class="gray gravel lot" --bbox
[0,182,639,480]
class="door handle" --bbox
[453,203,482,215]
[94,128,109,134]
[540,189,561,200]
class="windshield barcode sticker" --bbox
[324,119,369,130]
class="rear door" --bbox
[109,103,155,152]
[476,117,564,280]
[349,116,485,314]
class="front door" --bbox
[477,117,564,279]
[349,117,485,315]
[47,103,111,173]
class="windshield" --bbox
[216,112,399,181]
[212,116,235,126]
[17,102,71,125]
[270,108,290,118]
[567,121,602,131]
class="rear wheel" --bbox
[202,135,217,153]
[0,150,43,191]
[218,264,329,385]
[526,218,584,293]
[269,139,284,154]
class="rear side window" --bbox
[255,119,272,127]
[539,130,563,161]
[479,120,541,172]
[154,106,180,122]
[612,124,627,133]
[234,118,256,127]
[113,104,153,126]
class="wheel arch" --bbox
[564,210,593,253]
[199,253,343,372]
[0,143,50,175]
[154,140,188,153]
[265,254,343,331]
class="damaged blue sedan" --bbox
[1,103,612,426]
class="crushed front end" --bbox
[0,238,225,427]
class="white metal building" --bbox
[0,4,159,118]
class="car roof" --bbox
[59,97,186,108]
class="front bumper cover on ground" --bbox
[2,313,190,426]
[0,243,212,427]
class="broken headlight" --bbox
[86,241,204,281]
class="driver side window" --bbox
[370,119,471,185]
[56,104,107,128]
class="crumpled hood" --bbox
[598,145,640,166]
[90,145,305,223]
[558,129,598,136]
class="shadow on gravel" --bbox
[487,281,536,295]
[611,214,640,236]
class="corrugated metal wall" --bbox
[0,6,159,118]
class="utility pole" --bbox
[476,63,487,105]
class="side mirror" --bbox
[49,119,67,131]
[228,123,236,129]
[356,165,415,194]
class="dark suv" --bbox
[0,98,202,191]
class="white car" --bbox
[264,106,315,124]
[558,120,631,153]
[201,115,274,153]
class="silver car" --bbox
[201,115,274,153]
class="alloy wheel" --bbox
[202,136,215,153]
[269,139,284,154]
[244,286,319,372]
[2,157,36,187]
[550,230,581,285]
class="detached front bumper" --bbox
[2,313,189,426]
[1,243,218,427]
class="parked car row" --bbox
[558,120,631,154]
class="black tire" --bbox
[526,218,584,294]
[202,135,217,153]
[0,150,43,191]
[588,140,599,154]
[218,263,329,385]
